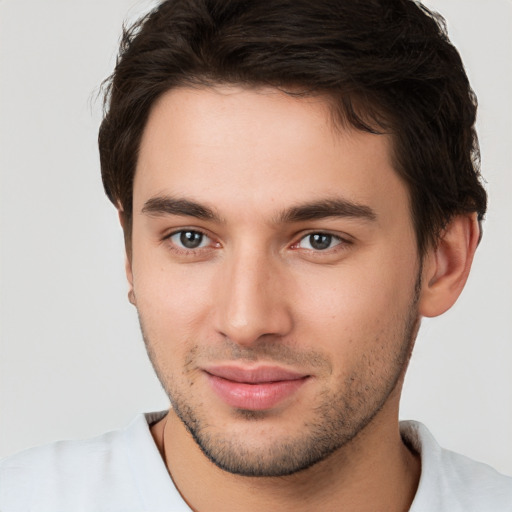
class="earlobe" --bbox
[125,256,136,306]
[419,213,480,318]
[118,209,136,306]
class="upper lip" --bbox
[203,365,308,384]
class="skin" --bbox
[124,86,479,511]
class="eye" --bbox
[169,230,211,250]
[297,232,342,251]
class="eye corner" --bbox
[162,228,221,256]
[297,232,343,251]
[288,230,355,261]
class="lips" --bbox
[203,365,309,411]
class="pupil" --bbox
[310,233,331,250]
[180,231,203,249]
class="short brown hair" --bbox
[99,0,486,255]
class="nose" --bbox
[214,249,293,346]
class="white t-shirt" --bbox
[1,412,511,511]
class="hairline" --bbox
[118,81,429,261]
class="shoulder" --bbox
[1,422,127,470]
[401,421,512,512]
[0,413,165,511]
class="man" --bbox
[1,0,511,510]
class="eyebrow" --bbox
[276,198,377,223]
[141,195,376,224]
[142,196,221,222]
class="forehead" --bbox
[134,86,408,222]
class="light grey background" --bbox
[1,0,511,475]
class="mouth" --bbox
[203,364,310,411]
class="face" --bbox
[128,86,421,477]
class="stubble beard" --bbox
[139,282,421,478]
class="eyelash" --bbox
[292,232,345,252]
[163,229,351,256]
[164,229,217,256]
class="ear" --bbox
[118,209,136,306]
[419,213,480,318]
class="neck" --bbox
[151,405,420,512]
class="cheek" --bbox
[292,255,418,354]
[132,258,215,347]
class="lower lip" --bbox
[206,374,308,411]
